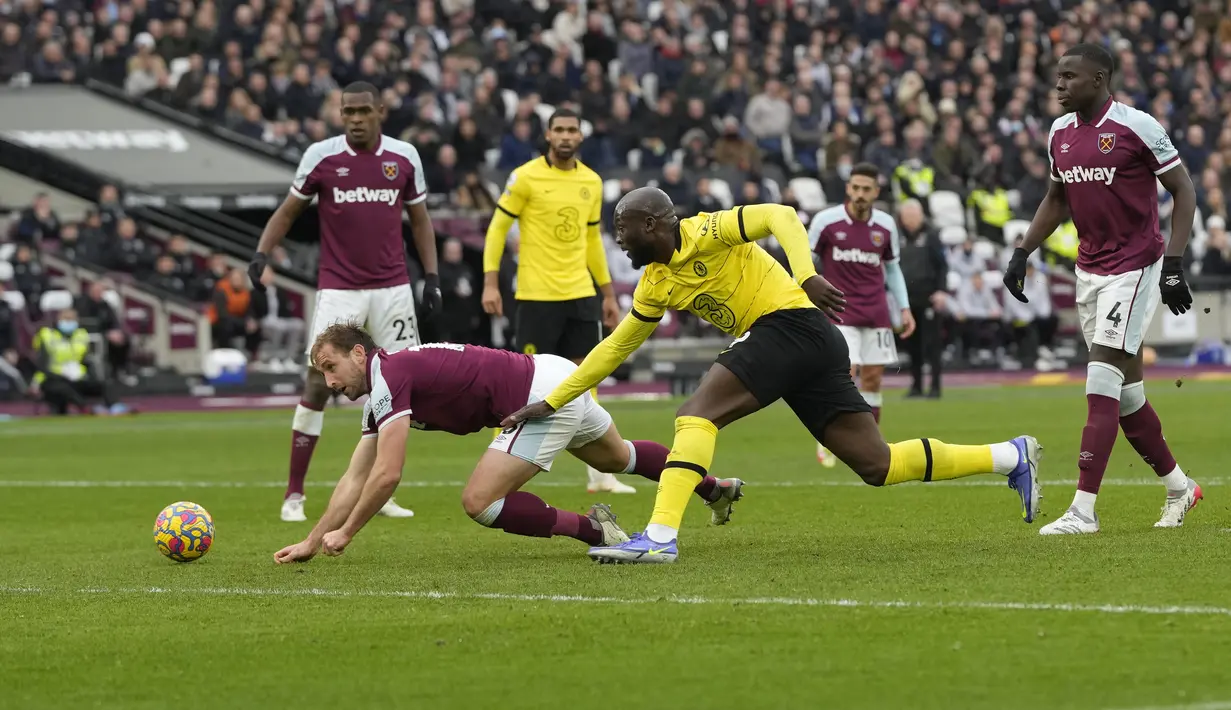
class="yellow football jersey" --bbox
[484,156,609,302]
[630,207,816,336]
[544,203,819,409]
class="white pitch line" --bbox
[3,585,1231,618]
[0,477,1225,489]
[1107,703,1231,710]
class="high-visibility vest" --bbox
[32,326,89,385]
[893,163,935,201]
[967,188,1012,228]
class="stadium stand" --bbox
[3,0,1231,402]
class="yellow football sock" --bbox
[884,439,994,485]
[648,416,719,529]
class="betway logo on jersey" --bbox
[832,246,881,266]
[332,186,400,205]
[1057,166,1117,185]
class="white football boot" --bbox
[586,503,631,545]
[1155,478,1203,528]
[280,493,307,522]
[816,442,837,468]
[1039,505,1100,535]
[707,478,745,526]
[587,468,637,494]
[378,497,415,518]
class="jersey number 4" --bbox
[1105,302,1123,328]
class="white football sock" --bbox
[990,442,1021,475]
[1072,490,1097,516]
[645,523,678,543]
[1159,466,1189,495]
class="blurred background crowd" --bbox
[4,0,1231,403]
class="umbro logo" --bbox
[1164,276,1181,287]
[336,167,349,176]
[1061,143,1070,153]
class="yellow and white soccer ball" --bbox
[154,501,214,562]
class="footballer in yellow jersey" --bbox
[481,109,621,360]
[503,187,1045,563]
[482,108,630,495]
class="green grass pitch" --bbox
[2,381,1231,709]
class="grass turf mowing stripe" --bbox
[0,477,1225,488]
[4,585,1231,618]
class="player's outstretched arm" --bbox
[1004,179,1069,302]
[322,417,410,556]
[274,436,377,564]
[501,313,658,426]
[1158,164,1197,314]
[250,195,311,289]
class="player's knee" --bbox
[860,369,883,392]
[461,489,498,523]
[852,445,892,487]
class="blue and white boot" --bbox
[588,531,678,564]
[1007,435,1043,523]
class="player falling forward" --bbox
[248,81,443,523]
[481,109,632,495]
[503,190,1042,564]
[809,163,915,466]
[272,323,744,563]
[1003,43,1201,535]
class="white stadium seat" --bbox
[603,178,623,203]
[0,289,24,312]
[707,178,734,209]
[0,260,12,282]
[533,103,556,127]
[982,270,1004,289]
[929,190,965,229]
[484,148,500,169]
[500,89,519,123]
[788,177,827,212]
[972,240,997,264]
[102,289,122,313]
[0,243,14,262]
[40,289,75,314]
[939,225,968,246]
[946,271,963,292]
[1002,219,1031,245]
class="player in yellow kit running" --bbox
[502,187,1043,563]
[482,108,632,495]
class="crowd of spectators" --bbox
[5,0,1231,395]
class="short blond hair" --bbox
[309,321,376,365]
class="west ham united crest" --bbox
[871,230,885,247]
[1098,132,1116,154]
[381,161,398,180]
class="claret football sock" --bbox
[1117,382,1184,492]
[1075,362,1124,510]
[884,439,1001,484]
[622,439,719,501]
[646,416,719,541]
[287,402,324,497]
[481,491,602,543]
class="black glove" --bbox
[421,272,442,320]
[1159,256,1192,315]
[1002,247,1029,303]
[248,251,269,292]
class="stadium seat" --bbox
[534,103,556,127]
[500,89,518,123]
[712,30,729,54]
[939,225,968,246]
[40,289,75,314]
[929,191,965,229]
[708,178,734,209]
[0,260,11,282]
[484,148,500,169]
[607,59,622,86]
[580,119,593,137]
[641,72,658,103]
[627,148,642,170]
[1006,189,1021,211]
[603,178,623,203]
[0,288,23,311]
[647,0,663,20]
[1002,219,1030,245]
[982,270,1004,289]
[102,289,123,314]
[946,271,963,292]
[972,240,997,264]
[0,243,14,262]
[789,178,827,212]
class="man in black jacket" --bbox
[75,280,131,381]
[896,199,949,398]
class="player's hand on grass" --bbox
[1002,248,1029,303]
[321,530,352,556]
[421,273,443,320]
[801,276,846,323]
[898,308,916,338]
[274,539,320,564]
[601,295,621,330]
[1159,256,1193,315]
[500,400,556,428]
[248,252,269,292]
[481,284,503,317]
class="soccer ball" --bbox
[154,501,214,562]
